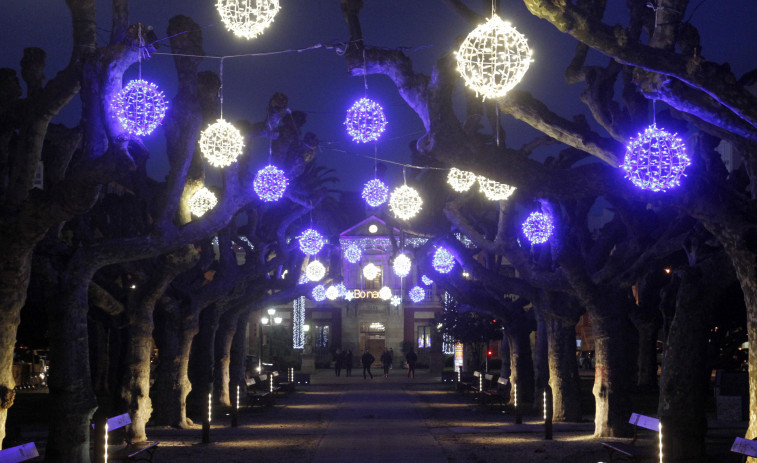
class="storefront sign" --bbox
[454,342,464,371]
[351,289,381,299]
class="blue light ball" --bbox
[344,244,362,264]
[312,284,326,302]
[621,123,690,192]
[345,98,387,143]
[432,247,455,273]
[298,228,325,256]
[522,211,554,244]
[362,179,389,207]
[112,79,168,136]
[408,286,425,303]
[254,165,288,202]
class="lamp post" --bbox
[258,308,282,373]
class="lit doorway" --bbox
[359,322,385,362]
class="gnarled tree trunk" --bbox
[505,316,535,406]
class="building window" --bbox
[417,326,431,349]
[315,325,330,349]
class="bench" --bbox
[600,413,659,462]
[0,442,39,462]
[246,377,273,407]
[459,371,479,394]
[271,371,292,394]
[731,436,757,462]
[92,413,159,463]
[481,376,508,410]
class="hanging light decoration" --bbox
[478,176,516,201]
[456,14,533,100]
[312,284,326,302]
[379,286,392,301]
[621,123,690,192]
[298,228,325,256]
[390,295,402,307]
[433,247,456,274]
[188,186,218,217]
[344,243,362,264]
[522,211,555,244]
[361,178,390,207]
[362,263,380,281]
[408,286,425,303]
[254,165,288,202]
[325,285,340,301]
[112,79,168,136]
[447,168,477,193]
[393,253,412,278]
[216,0,281,40]
[344,97,387,143]
[336,283,348,298]
[305,260,326,282]
[421,275,434,286]
[344,291,355,302]
[389,185,423,220]
[199,119,245,168]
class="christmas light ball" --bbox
[421,275,434,286]
[298,228,325,256]
[433,247,456,273]
[389,185,423,220]
[390,295,402,307]
[408,286,425,303]
[298,274,309,284]
[621,123,690,192]
[363,263,380,281]
[379,286,392,301]
[336,283,347,297]
[456,15,533,100]
[344,98,387,143]
[112,79,168,136]
[306,260,326,282]
[344,243,362,264]
[188,186,218,217]
[362,179,389,207]
[326,285,339,301]
[447,168,477,193]
[478,176,516,201]
[216,0,280,40]
[199,119,245,167]
[254,165,288,202]
[312,284,326,302]
[522,211,555,244]
[393,253,412,278]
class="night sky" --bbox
[2,1,756,192]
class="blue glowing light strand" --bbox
[298,228,325,256]
[254,165,289,202]
[344,243,363,264]
[408,286,426,303]
[421,275,434,286]
[362,178,389,207]
[522,211,555,244]
[621,123,690,192]
[432,247,456,274]
[344,97,387,143]
[312,284,326,302]
[112,79,168,136]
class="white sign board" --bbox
[108,413,132,431]
[732,437,757,457]
[629,413,659,432]
[0,442,39,462]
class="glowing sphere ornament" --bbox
[362,179,389,207]
[379,286,392,301]
[189,186,218,217]
[326,285,339,301]
[389,185,423,220]
[363,263,380,281]
[344,98,387,143]
[112,79,168,136]
[305,260,326,282]
[421,275,434,286]
[254,165,288,202]
[298,228,325,256]
[456,15,533,100]
[344,244,362,264]
[199,119,244,167]
[433,247,456,274]
[312,284,326,302]
[447,168,477,193]
[621,123,690,192]
[393,253,412,278]
[216,0,280,40]
[478,176,516,201]
[336,283,347,297]
[390,295,402,307]
[408,286,425,303]
[522,211,555,244]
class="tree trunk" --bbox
[120,298,156,443]
[545,312,583,422]
[505,318,535,406]
[214,309,241,406]
[533,308,549,401]
[188,305,219,419]
[634,317,659,389]
[229,315,249,403]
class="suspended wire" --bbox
[219,57,224,118]
[322,146,449,172]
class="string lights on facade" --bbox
[292,296,305,349]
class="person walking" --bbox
[405,348,418,379]
[334,348,343,377]
[344,349,353,377]
[361,349,374,379]
[380,348,392,378]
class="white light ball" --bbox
[393,253,412,278]
[325,285,339,301]
[447,168,477,192]
[379,287,392,301]
[305,260,325,282]
[189,186,218,217]
[456,15,533,100]
[199,119,244,167]
[363,263,380,281]
[478,176,516,201]
[389,185,423,220]
[216,0,281,40]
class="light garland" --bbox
[340,237,428,253]
[254,165,288,202]
[298,228,325,256]
[216,0,280,40]
[522,211,555,244]
[344,243,362,264]
[390,295,402,307]
[293,296,305,349]
[312,284,326,302]
[389,184,423,220]
[199,119,245,168]
[408,286,425,303]
[362,178,390,207]
[621,123,690,192]
[362,263,380,281]
[379,286,393,301]
[112,79,168,136]
[456,14,533,100]
[447,168,477,193]
[189,186,218,217]
[325,285,339,300]
[433,247,456,273]
[421,275,434,286]
[344,97,387,143]
[305,260,326,282]
[393,253,412,278]
[478,176,516,201]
